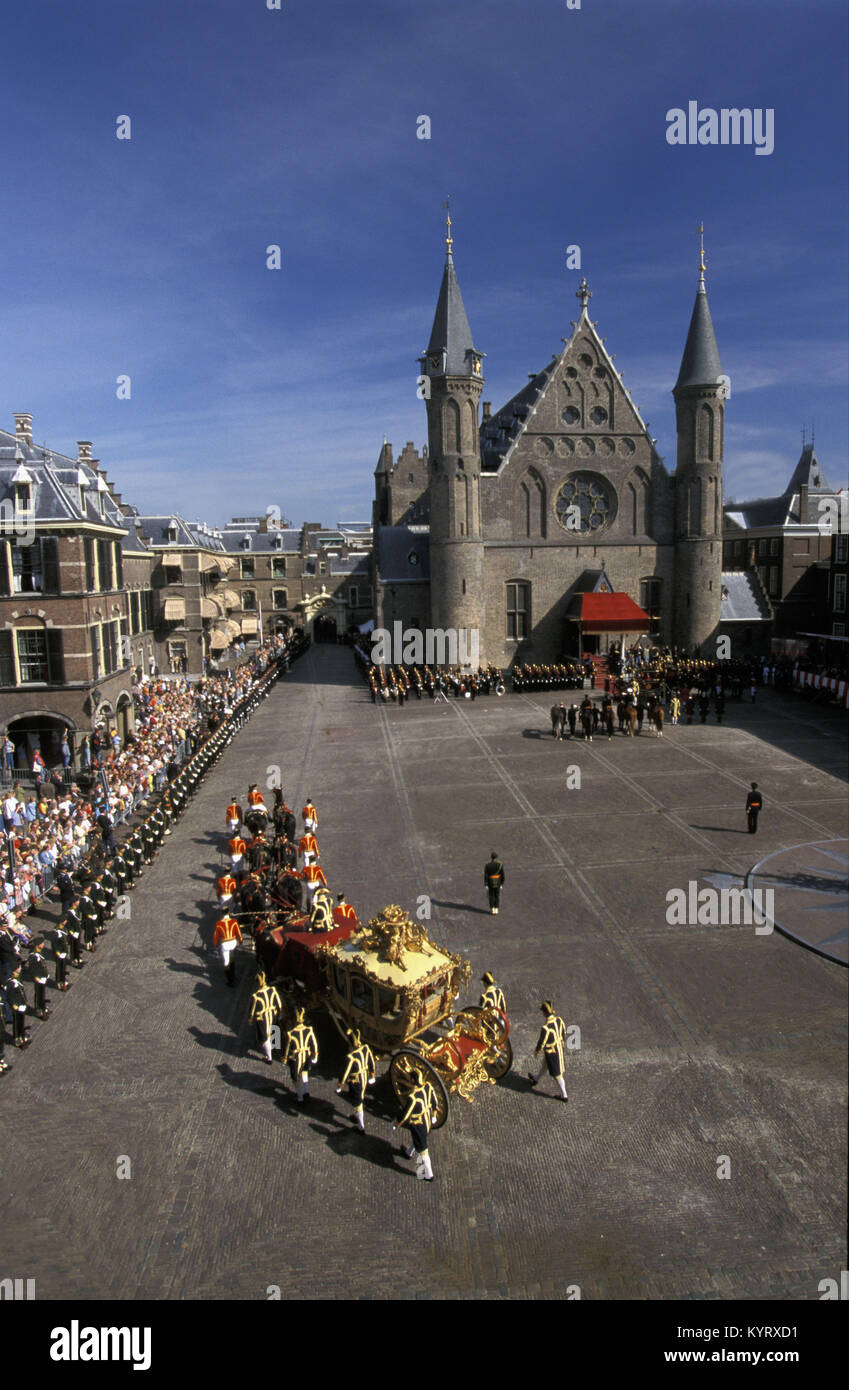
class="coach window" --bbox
[350,975,374,1013]
[506,581,530,640]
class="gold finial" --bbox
[442,197,453,257]
[697,221,706,287]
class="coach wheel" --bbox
[454,1005,512,1080]
[454,1005,506,1048]
[389,1049,449,1130]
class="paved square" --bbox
[1,648,846,1300]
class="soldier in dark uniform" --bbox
[336,1027,376,1132]
[5,966,30,1048]
[79,889,99,953]
[528,1000,569,1101]
[53,924,70,991]
[685,692,695,724]
[698,692,710,723]
[484,852,505,915]
[65,902,84,968]
[56,863,75,916]
[714,689,725,724]
[113,847,131,895]
[746,782,763,834]
[26,943,51,1019]
[141,818,156,865]
[392,1067,438,1181]
[568,703,578,738]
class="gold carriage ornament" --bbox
[257,902,512,1128]
[317,905,511,1126]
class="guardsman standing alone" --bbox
[336,1027,376,1132]
[484,852,505,915]
[213,912,242,987]
[249,971,282,1064]
[393,1067,438,1181]
[746,782,763,834]
[528,1000,569,1102]
[282,1006,319,1104]
[479,971,506,1015]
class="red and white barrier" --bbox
[793,668,849,708]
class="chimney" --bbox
[77,441,93,463]
[14,413,33,446]
[482,402,491,419]
[800,483,808,520]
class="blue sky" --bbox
[0,0,846,525]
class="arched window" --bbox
[506,581,530,640]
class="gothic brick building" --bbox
[374,221,728,666]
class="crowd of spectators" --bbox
[0,632,304,950]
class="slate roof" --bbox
[675,285,722,390]
[0,427,130,532]
[329,554,370,576]
[376,526,430,582]
[720,571,771,622]
[425,252,481,377]
[481,360,559,472]
[723,446,840,528]
[135,515,228,550]
[219,528,302,553]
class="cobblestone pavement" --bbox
[1,648,846,1300]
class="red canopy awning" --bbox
[577,592,651,633]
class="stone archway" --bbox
[299,588,346,643]
[3,711,76,772]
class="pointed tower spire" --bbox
[424,208,483,379]
[675,223,722,389]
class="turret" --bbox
[422,211,485,639]
[672,229,725,652]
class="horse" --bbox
[648,703,665,738]
[244,804,269,837]
[625,705,638,737]
[239,873,268,938]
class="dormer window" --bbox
[15,482,32,512]
[241,536,251,551]
[167,522,178,544]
